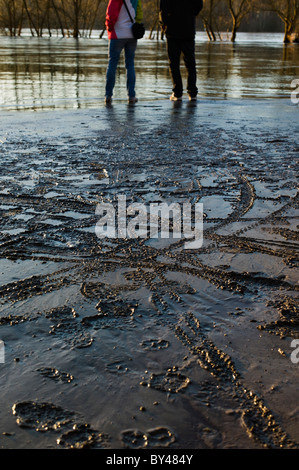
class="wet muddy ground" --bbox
[0,98,298,449]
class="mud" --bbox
[0,99,298,449]
[258,296,299,338]
[12,400,109,448]
[120,427,176,449]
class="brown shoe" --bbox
[170,93,182,101]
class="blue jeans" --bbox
[105,38,137,98]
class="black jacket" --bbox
[160,0,203,39]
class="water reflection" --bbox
[0,33,298,111]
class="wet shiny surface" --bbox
[0,31,298,450]
[0,32,298,110]
[0,100,298,449]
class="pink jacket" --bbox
[106,0,143,39]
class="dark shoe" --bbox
[128,97,138,104]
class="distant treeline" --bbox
[0,0,298,43]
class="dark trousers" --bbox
[167,38,198,97]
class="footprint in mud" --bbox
[81,298,138,329]
[258,296,299,339]
[140,339,170,350]
[147,426,176,447]
[0,314,32,325]
[57,424,109,449]
[12,401,109,449]
[140,367,190,394]
[197,424,223,448]
[96,298,138,318]
[120,426,176,449]
[105,360,129,375]
[37,367,75,384]
[119,429,145,449]
[45,306,93,349]
[0,307,93,350]
[12,401,75,431]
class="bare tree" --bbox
[201,0,231,41]
[81,0,102,37]
[49,0,64,36]
[260,0,299,42]
[227,0,253,41]
[1,0,298,42]
[59,0,103,38]
[0,0,24,35]
[201,0,217,40]
[22,0,53,36]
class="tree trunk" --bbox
[51,0,65,37]
[23,0,38,36]
[73,0,81,38]
[88,0,102,38]
[231,19,237,41]
[149,17,157,39]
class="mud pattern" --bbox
[0,313,33,325]
[57,424,109,449]
[174,312,298,449]
[12,401,109,448]
[120,427,176,449]
[258,297,299,338]
[37,367,75,383]
[140,339,170,350]
[175,313,239,382]
[141,368,191,393]
[0,102,298,448]
[105,360,129,375]
[12,401,75,431]
[45,306,93,349]
[0,272,73,303]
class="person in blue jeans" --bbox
[105,0,143,104]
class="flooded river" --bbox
[0,32,298,450]
[0,32,298,110]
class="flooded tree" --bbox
[0,0,103,37]
[142,0,163,39]
[59,0,103,38]
[200,0,231,41]
[227,0,253,41]
[22,0,53,36]
[0,0,24,35]
[260,0,299,43]
[0,0,298,41]
[51,0,68,36]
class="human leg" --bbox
[181,39,198,98]
[105,39,125,98]
[124,38,137,99]
[167,38,183,98]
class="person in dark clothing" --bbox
[160,0,203,101]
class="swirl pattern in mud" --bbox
[0,101,298,449]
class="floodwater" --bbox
[0,32,298,450]
[0,32,298,110]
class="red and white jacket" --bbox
[106,0,143,40]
